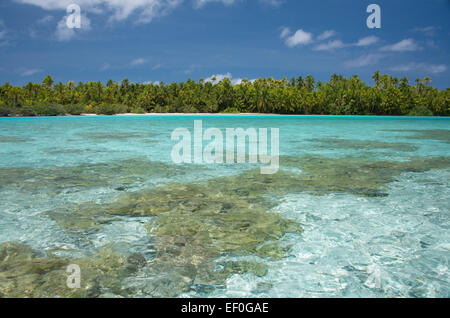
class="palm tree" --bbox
[372,71,381,88]
[42,75,54,89]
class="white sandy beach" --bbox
[80,113,280,116]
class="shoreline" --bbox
[83,113,447,117]
[1,113,448,118]
[68,113,450,118]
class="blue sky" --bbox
[0,0,449,88]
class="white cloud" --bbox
[55,14,91,41]
[17,0,283,39]
[194,0,281,9]
[143,80,161,85]
[20,68,43,76]
[389,64,414,72]
[426,39,438,50]
[391,63,447,74]
[429,65,447,73]
[284,29,313,47]
[280,27,290,39]
[259,0,284,7]
[100,63,111,71]
[344,54,383,68]
[16,0,183,24]
[355,36,379,47]
[130,58,148,66]
[317,30,335,41]
[0,20,8,45]
[380,38,421,52]
[184,66,196,75]
[204,73,255,85]
[313,40,345,51]
[17,0,279,14]
[152,63,162,70]
[193,0,236,9]
[29,28,38,38]
[37,15,54,24]
[412,26,438,36]
[205,72,232,83]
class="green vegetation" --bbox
[0,72,448,116]
[0,242,129,297]
[1,153,449,297]
[384,129,450,142]
[308,138,418,152]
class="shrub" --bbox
[65,104,85,115]
[129,106,146,114]
[16,105,36,117]
[181,105,199,113]
[95,104,128,115]
[84,104,95,113]
[0,105,11,117]
[221,107,240,113]
[32,104,66,116]
[408,105,434,116]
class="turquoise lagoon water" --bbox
[0,115,449,297]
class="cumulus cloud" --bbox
[380,38,421,52]
[193,0,236,9]
[355,36,379,47]
[344,54,383,68]
[204,73,255,85]
[184,65,196,75]
[143,80,161,85]
[0,20,8,46]
[391,63,447,74]
[317,30,336,41]
[18,0,285,16]
[20,68,43,76]
[37,15,54,24]
[313,40,345,51]
[55,13,91,41]
[283,29,313,47]
[425,64,447,74]
[314,35,379,50]
[205,72,232,83]
[15,0,183,24]
[194,0,279,9]
[281,26,382,51]
[280,27,290,39]
[412,26,439,36]
[259,0,284,7]
[100,63,111,71]
[130,58,149,66]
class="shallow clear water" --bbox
[0,115,449,298]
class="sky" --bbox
[0,0,449,88]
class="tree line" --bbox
[0,72,448,116]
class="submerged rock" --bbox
[308,137,418,152]
[0,243,128,298]
[47,202,116,232]
[0,136,31,143]
[125,253,147,272]
[279,155,450,197]
[384,129,450,143]
[78,132,156,141]
[99,173,304,296]
[0,157,187,193]
[9,154,448,297]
